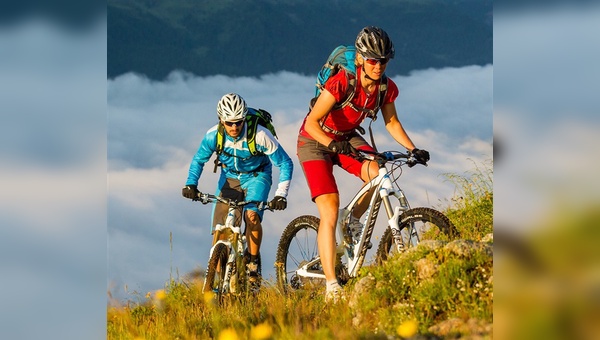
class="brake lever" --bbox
[198,192,210,204]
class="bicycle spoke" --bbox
[275,216,320,292]
[376,207,458,263]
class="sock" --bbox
[250,254,259,263]
[326,280,341,292]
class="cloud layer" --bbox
[108,66,493,300]
[1,16,107,340]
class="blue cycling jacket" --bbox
[186,122,293,197]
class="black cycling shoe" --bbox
[246,261,261,292]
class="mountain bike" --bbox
[275,149,458,292]
[196,192,271,302]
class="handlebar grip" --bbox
[407,159,428,168]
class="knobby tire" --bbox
[275,215,320,293]
[203,243,229,301]
[375,207,458,263]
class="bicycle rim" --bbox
[275,215,322,292]
[375,207,458,263]
[203,243,229,302]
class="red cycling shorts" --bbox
[297,134,375,201]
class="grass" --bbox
[108,161,493,339]
[442,159,493,241]
[494,205,600,339]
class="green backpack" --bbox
[213,108,277,172]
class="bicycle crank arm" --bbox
[295,258,326,280]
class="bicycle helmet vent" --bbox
[217,93,247,122]
[355,26,395,60]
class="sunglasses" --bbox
[223,120,244,127]
[363,56,389,66]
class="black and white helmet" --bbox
[355,26,395,60]
[217,93,247,121]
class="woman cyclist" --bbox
[296,26,430,302]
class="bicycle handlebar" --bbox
[353,149,427,168]
[194,192,272,210]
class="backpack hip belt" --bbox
[320,123,355,136]
[223,162,267,177]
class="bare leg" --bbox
[352,160,380,217]
[315,193,340,282]
[245,210,262,257]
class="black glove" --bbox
[411,148,430,163]
[268,196,287,210]
[182,184,200,200]
[327,140,357,155]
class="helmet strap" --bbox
[362,65,379,82]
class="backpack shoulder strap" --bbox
[213,122,225,173]
[335,71,357,110]
[367,75,389,152]
[215,122,225,154]
[378,75,388,104]
[245,111,261,156]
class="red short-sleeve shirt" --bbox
[299,67,399,139]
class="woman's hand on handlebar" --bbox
[409,148,430,167]
[327,140,357,155]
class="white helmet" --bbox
[217,93,247,122]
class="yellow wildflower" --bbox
[250,322,273,339]
[203,291,216,305]
[397,319,418,338]
[154,289,166,300]
[218,328,239,340]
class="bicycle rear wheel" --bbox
[376,207,458,263]
[275,215,321,293]
[203,243,229,301]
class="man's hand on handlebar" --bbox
[182,184,200,200]
[268,196,287,210]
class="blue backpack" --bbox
[311,45,388,120]
[310,45,388,149]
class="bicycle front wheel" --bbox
[376,207,458,263]
[275,215,321,293]
[203,243,229,301]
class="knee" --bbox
[362,161,379,181]
[316,194,339,212]
[245,210,261,228]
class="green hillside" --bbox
[107,161,494,339]
[108,0,492,79]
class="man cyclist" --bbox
[183,93,293,290]
[297,26,430,302]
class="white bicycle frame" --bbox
[205,204,244,294]
[295,155,412,280]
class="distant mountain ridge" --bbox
[108,0,492,80]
